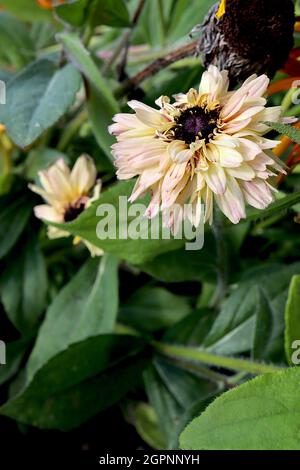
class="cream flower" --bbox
[29,155,102,257]
[109,65,290,229]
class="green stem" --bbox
[210,209,228,308]
[281,88,296,113]
[57,109,88,152]
[153,342,283,375]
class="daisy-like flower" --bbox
[109,65,291,230]
[29,155,102,257]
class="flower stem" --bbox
[210,209,228,308]
[153,342,283,375]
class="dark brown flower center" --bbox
[173,106,219,144]
[64,202,86,222]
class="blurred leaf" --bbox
[0,339,29,386]
[58,32,118,159]
[0,190,33,259]
[203,263,300,358]
[0,13,35,69]
[119,287,191,332]
[167,0,215,42]
[0,0,52,22]
[0,334,146,430]
[140,234,217,283]
[55,0,90,27]
[252,287,276,361]
[264,121,300,144]
[180,368,300,450]
[23,148,69,180]
[0,234,48,334]
[48,180,185,265]
[163,309,215,346]
[144,358,219,449]
[89,0,130,28]
[284,275,300,365]
[0,60,81,148]
[27,255,118,378]
[134,403,167,450]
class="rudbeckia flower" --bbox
[109,65,291,230]
[29,155,102,257]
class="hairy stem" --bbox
[153,342,283,375]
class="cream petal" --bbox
[71,155,97,195]
[128,100,169,128]
[204,164,227,195]
[34,204,63,222]
[215,177,246,224]
[227,163,255,181]
[241,179,273,209]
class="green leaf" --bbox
[0,190,33,259]
[264,121,300,144]
[246,191,300,223]
[0,13,35,69]
[285,275,300,365]
[0,234,48,334]
[0,334,146,430]
[144,358,219,449]
[119,287,191,333]
[0,60,82,147]
[0,339,29,386]
[48,180,185,265]
[89,0,130,28]
[134,403,167,450]
[23,148,69,180]
[180,367,300,450]
[140,233,217,283]
[0,0,52,22]
[56,0,130,28]
[58,32,119,158]
[203,263,300,358]
[55,0,90,27]
[163,309,216,346]
[27,255,118,378]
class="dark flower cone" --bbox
[198,0,295,84]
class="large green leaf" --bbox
[47,180,185,265]
[0,13,35,69]
[180,367,300,450]
[0,234,48,334]
[285,275,300,365]
[0,190,33,259]
[119,287,191,332]
[0,60,81,147]
[58,32,118,159]
[0,334,146,430]
[27,255,118,378]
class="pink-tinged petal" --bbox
[34,204,63,222]
[222,118,252,134]
[204,164,227,195]
[227,163,255,181]
[215,177,246,224]
[145,182,161,219]
[204,187,213,224]
[199,65,229,100]
[241,179,273,209]
[128,100,168,128]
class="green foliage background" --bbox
[0,0,300,451]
